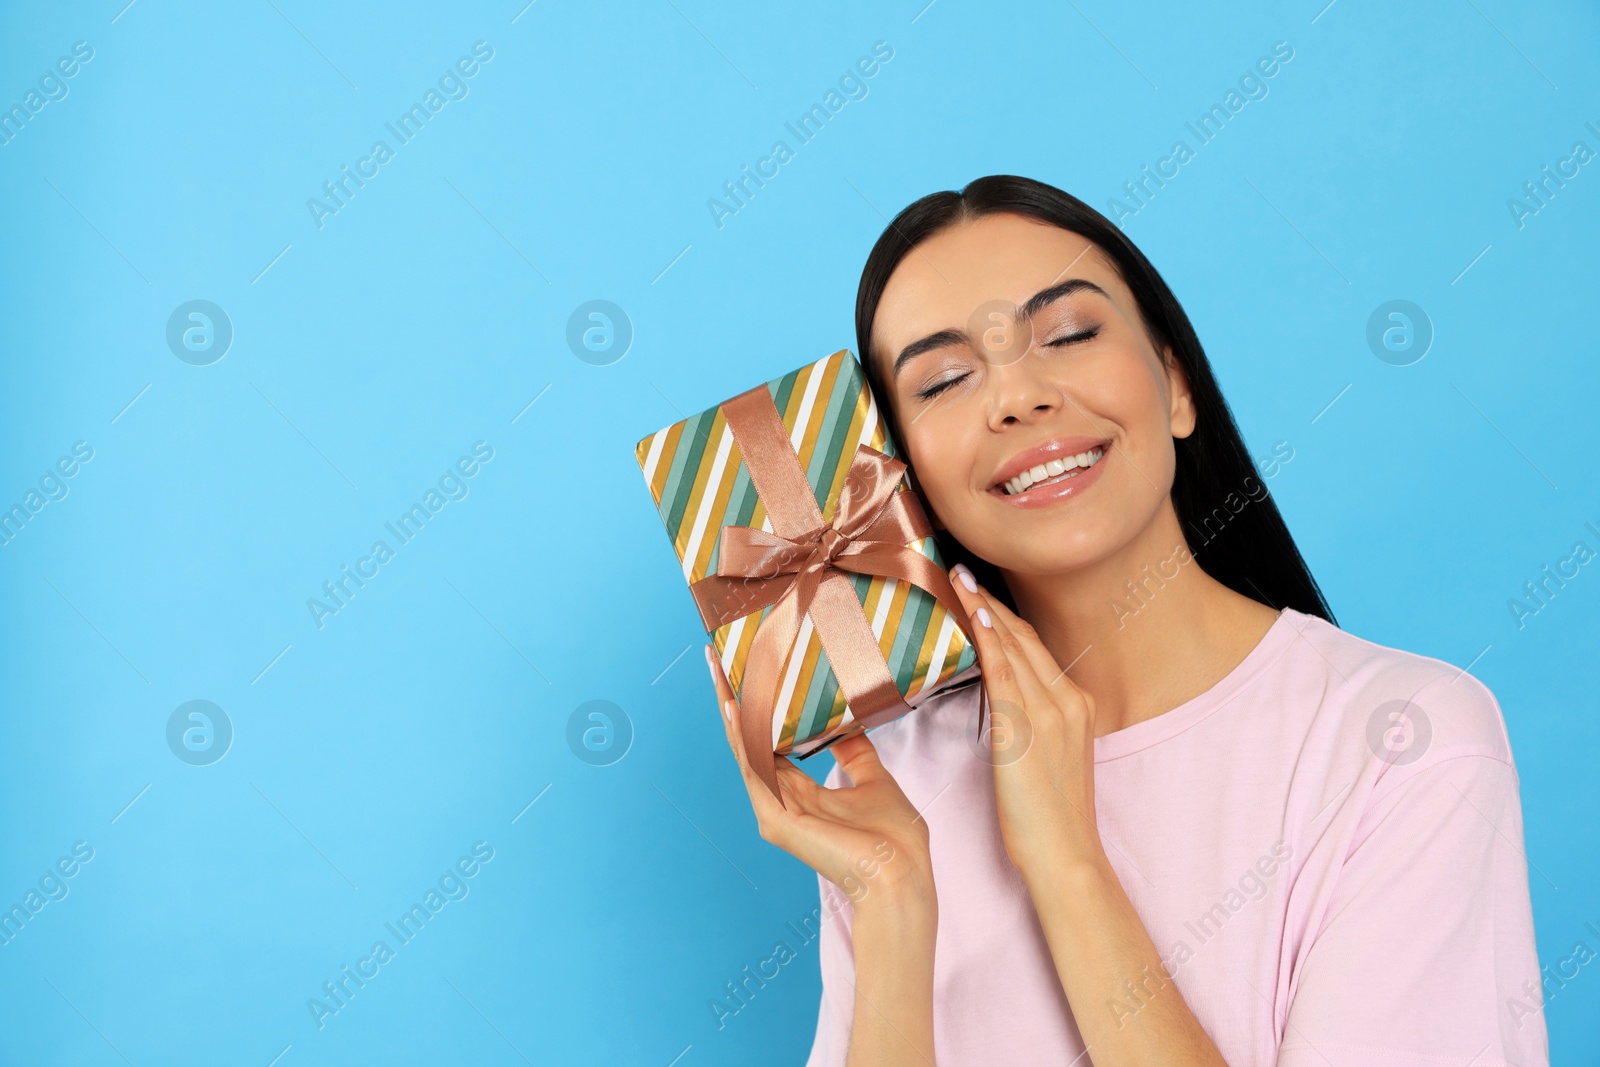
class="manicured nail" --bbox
[722,698,735,724]
[704,644,717,678]
[953,564,977,593]
[976,607,992,628]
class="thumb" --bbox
[829,729,894,788]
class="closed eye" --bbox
[1044,325,1100,347]
[915,373,968,401]
[914,326,1100,401]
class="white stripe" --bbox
[680,420,736,583]
[915,611,958,700]
[773,612,816,748]
[789,354,830,453]
[870,578,898,638]
[720,616,746,675]
[641,427,669,483]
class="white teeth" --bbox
[1002,446,1104,495]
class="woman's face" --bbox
[869,212,1196,577]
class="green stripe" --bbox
[794,644,835,745]
[889,583,936,692]
[659,409,716,538]
[808,362,855,503]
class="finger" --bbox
[944,565,1029,711]
[824,728,894,790]
[950,565,1056,686]
[979,585,1094,694]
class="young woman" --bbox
[703,175,1547,1067]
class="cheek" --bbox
[901,411,975,509]
[1072,346,1169,443]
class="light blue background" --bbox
[2,1,1596,1063]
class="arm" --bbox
[949,565,1227,1066]
[846,875,939,1067]
[706,644,940,1067]
[1029,855,1225,1064]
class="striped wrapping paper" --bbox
[634,348,979,760]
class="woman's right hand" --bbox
[703,644,935,911]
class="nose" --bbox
[984,350,1062,430]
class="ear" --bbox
[1163,345,1197,440]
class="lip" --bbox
[985,435,1112,493]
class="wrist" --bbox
[1020,848,1115,911]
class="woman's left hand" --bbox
[948,562,1106,884]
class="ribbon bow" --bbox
[689,381,981,810]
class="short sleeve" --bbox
[806,763,858,1067]
[1278,748,1548,1066]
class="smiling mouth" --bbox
[991,445,1107,496]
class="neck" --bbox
[1000,503,1282,737]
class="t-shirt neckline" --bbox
[1090,607,1307,763]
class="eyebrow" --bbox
[890,278,1111,378]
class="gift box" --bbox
[634,347,980,804]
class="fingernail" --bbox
[976,606,992,628]
[722,698,734,724]
[704,644,717,676]
[953,563,977,593]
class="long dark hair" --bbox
[855,174,1336,625]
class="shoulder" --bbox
[1283,609,1516,775]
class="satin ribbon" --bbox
[689,381,984,810]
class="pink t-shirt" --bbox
[806,607,1549,1066]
